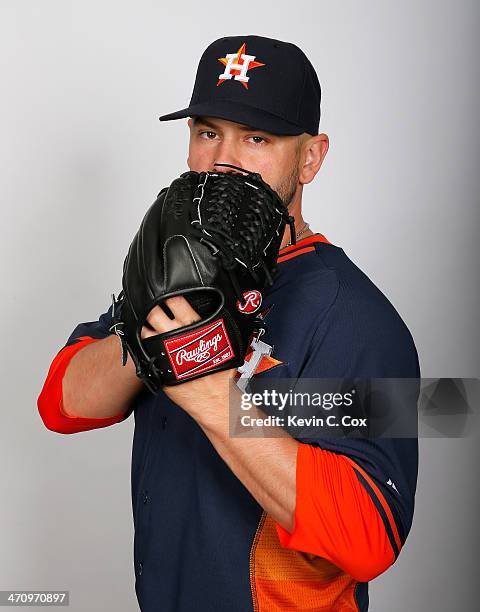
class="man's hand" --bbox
[141,297,237,419]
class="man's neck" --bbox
[280,193,314,249]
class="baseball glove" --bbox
[109,163,296,394]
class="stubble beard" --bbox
[274,154,301,210]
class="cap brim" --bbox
[159,100,305,136]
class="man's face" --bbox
[187,116,305,208]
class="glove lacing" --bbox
[190,166,295,305]
[109,291,162,385]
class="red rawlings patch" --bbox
[164,318,234,380]
[236,290,262,314]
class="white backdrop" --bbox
[1,1,478,610]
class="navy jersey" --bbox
[38,234,420,611]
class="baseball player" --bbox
[38,36,420,611]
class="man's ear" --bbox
[299,133,329,185]
[187,118,193,129]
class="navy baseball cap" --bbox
[159,35,321,136]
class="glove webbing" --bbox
[190,166,295,305]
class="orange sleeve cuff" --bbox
[274,443,398,582]
[37,336,129,434]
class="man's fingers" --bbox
[144,305,178,336]
[164,296,202,326]
[141,296,202,339]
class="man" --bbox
[38,36,419,611]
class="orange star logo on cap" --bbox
[217,43,265,89]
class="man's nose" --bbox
[210,140,242,172]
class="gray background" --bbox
[1,0,478,610]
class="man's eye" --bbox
[200,131,217,140]
[248,136,266,144]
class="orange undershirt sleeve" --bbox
[275,443,400,583]
[37,336,130,434]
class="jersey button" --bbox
[161,416,168,430]
[138,562,143,576]
[143,491,149,504]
